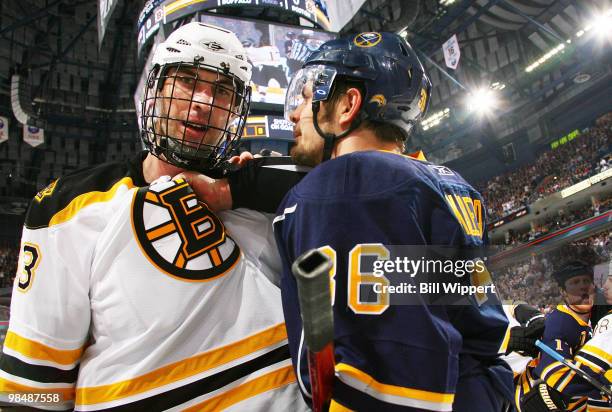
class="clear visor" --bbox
[284,65,337,122]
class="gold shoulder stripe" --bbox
[76,323,288,406]
[49,177,135,227]
[183,365,295,412]
[556,304,589,327]
[4,331,83,366]
[377,150,428,162]
[335,362,454,404]
[407,150,427,161]
[0,377,75,401]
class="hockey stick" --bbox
[292,249,335,412]
[535,340,612,398]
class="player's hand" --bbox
[228,151,255,167]
[505,317,545,357]
[173,172,232,212]
[513,303,544,326]
[520,380,567,412]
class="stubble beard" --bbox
[290,137,324,167]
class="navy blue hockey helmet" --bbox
[553,261,593,289]
[285,31,432,159]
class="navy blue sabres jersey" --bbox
[274,151,512,411]
[516,305,593,411]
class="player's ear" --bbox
[337,87,363,129]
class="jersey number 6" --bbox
[318,244,390,315]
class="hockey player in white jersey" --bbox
[0,22,306,411]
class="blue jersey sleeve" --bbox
[533,307,593,398]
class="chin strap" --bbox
[312,101,362,162]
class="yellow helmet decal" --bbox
[418,88,428,113]
[369,94,387,107]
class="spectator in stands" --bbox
[478,116,611,221]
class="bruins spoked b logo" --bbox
[132,179,240,281]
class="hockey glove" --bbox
[520,380,567,412]
[506,304,545,357]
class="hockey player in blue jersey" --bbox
[274,31,514,412]
[520,270,611,412]
[517,261,596,411]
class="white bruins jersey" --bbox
[576,311,612,411]
[0,153,307,411]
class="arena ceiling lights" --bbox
[525,8,611,73]
[422,108,450,131]
[465,87,498,116]
[587,10,612,39]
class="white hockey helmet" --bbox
[141,22,252,172]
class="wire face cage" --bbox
[141,60,251,173]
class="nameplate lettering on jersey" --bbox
[131,179,240,281]
[444,191,483,239]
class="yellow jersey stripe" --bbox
[556,369,576,392]
[183,364,295,412]
[545,367,568,388]
[574,355,604,373]
[521,369,531,394]
[567,397,587,412]
[335,363,454,404]
[4,331,83,366]
[587,405,612,412]
[0,377,75,400]
[540,360,564,380]
[580,344,612,366]
[49,177,135,227]
[329,399,355,412]
[499,324,511,353]
[76,323,288,405]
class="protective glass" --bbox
[284,65,337,122]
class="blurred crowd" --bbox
[494,231,611,309]
[505,196,612,245]
[0,241,18,289]
[479,114,612,222]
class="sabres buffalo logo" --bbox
[353,32,382,48]
[132,179,240,281]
